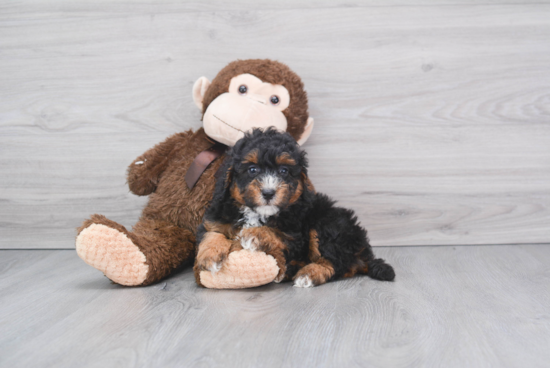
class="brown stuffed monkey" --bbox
[76,59,314,288]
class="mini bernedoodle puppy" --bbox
[195,128,395,287]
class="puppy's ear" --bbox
[222,165,233,190]
[206,158,234,219]
[215,158,233,200]
[300,170,316,204]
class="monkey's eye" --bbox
[248,165,260,176]
[278,166,289,176]
[238,85,248,95]
[270,95,280,105]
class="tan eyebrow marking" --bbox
[242,149,259,164]
[276,153,296,166]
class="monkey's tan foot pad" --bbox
[200,249,279,289]
[76,224,149,286]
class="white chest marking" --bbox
[238,206,280,251]
[240,207,263,228]
[239,206,279,228]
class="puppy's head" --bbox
[219,127,314,218]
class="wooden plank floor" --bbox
[1,1,549,248]
[1,246,549,368]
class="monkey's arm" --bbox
[127,131,191,196]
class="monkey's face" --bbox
[202,74,290,146]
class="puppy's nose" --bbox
[261,189,276,201]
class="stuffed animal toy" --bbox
[76,59,314,288]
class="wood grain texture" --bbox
[1,1,549,248]
[1,246,549,367]
[3,0,548,16]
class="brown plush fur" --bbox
[201,59,310,142]
[79,128,220,285]
[77,59,311,286]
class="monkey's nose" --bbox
[261,189,276,202]
[247,93,267,105]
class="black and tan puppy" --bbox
[195,128,395,287]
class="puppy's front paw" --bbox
[293,275,314,288]
[274,265,287,283]
[240,234,260,251]
[208,261,222,273]
[196,247,228,273]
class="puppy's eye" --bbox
[248,166,260,175]
[278,166,289,176]
[238,85,247,95]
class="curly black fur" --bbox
[198,128,395,286]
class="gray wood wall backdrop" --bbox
[1,1,549,249]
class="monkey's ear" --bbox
[297,117,314,146]
[192,76,211,110]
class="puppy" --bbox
[194,128,395,287]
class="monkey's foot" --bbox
[199,250,279,289]
[76,218,149,286]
